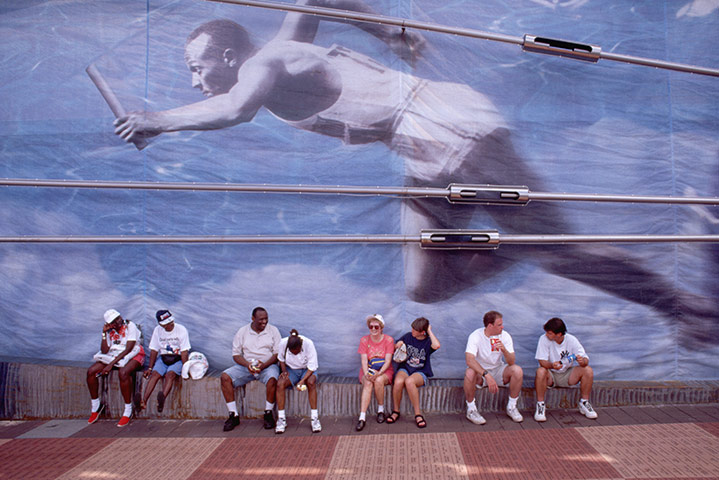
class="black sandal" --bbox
[415,414,427,428]
[386,411,401,424]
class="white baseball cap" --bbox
[103,309,121,324]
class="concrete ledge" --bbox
[1,362,717,420]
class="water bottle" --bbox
[250,358,259,372]
[560,354,576,367]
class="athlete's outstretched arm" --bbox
[114,53,278,142]
[273,0,425,61]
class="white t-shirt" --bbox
[231,323,281,363]
[465,328,514,370]
[149,323,191,356]
[278,335,319,371]
[535,332,588,373]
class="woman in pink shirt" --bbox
[356,314,394,431]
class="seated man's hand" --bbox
[576,356,589,367]
[485,374,499,394]
[143,368,152,379]
[551,361,562,370]
[101,365,113,376]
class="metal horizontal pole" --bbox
[3,178,719,206]
[2,231,719,248]
[0,178,445,198]
[209,0,719,77]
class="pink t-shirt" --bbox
[358,334,394,383]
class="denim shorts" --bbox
[223,363,280,387]
[154,357,183,376]
[397,368,428,387]
[286,367,309,386]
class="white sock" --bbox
[123,403,132,417]
[537,401,545,406]
[466,400,477,412]
[227,402,238,415]
[278,409,286,420]
[507,396,518,409]
[580,398,589,404]
[91,398,100,412]
[311,409,318,420]
[359,412,366,421]
[265,401,275,411]
[377,405,385,413]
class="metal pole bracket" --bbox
[448,184,530,205]
[420,229,500,250]
[522,34,601,62]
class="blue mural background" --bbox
[1,0,718,380]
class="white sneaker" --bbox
[534,403,546,422]
[275,417,287,434]
[579,400,598,419]
[311,417,322,433]
[466,409,486,425]
[506,405,523,423]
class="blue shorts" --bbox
[154,358,183,376]
[397,368,428,387]
[223,363,280,387]
[286,367,309,386]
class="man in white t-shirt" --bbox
[139,309,191,414]
[534,317,597,421]
[220,306,282,432]
[464,310,524,425]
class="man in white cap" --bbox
[139,309,191,414]
[86,308,145,427]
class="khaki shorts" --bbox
[550,367,575,388]
[475,364,508,388]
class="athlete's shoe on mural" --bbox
[223,413,240,431]
[534,403,547,422]
[506,405,524,422]
[579,400,598,419]
[87,404,104,424]
[117,415,131,427]
[466,409,486,425]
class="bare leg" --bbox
[373,374,389,407]
[142,371,163,407]
[463,368,479,403]
[221,373,235,403]
[307,375,318,410]
[503,364,523,399]
[359,377,373,414]
[86,362,105,400]
[392,371,407,412]
[118,360,141,404]
[162,371,176,399]
[276,375,291,411]
[535,367,552,403]
[405,373,425,416]
[569,366,594,400]
[266,378,277,404]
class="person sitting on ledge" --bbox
[86,308,145,427]
[139,309,191,414]
[534,316,597,422]
[275,328,321,434]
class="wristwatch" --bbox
[481,370,488,377]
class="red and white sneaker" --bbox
[88,404,104,424]
[117,415,131,427]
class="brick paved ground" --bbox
[1,404,718,479]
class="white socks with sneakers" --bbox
[91,398,101,412]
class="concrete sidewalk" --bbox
[1,404,718,479]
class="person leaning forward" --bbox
[220,306,281,432]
